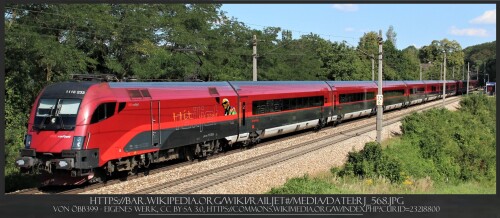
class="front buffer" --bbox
[15,148,100,185]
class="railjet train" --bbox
[15,80,477,185]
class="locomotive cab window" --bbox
[91,102,116,124]
[33,98,82,130]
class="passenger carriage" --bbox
[378,81,408,111]
[405,81,426,105]
[326,81,377,122]
[423,80,442,101]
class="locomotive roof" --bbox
[108,81,230,88]
[41,81,98,99]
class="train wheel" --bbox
[334,116,342,127]
[89,168,107,183]
[334,121,340,127]
[183,146,195,162]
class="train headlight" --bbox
[24,134,32,149]
[58,160,68,168]
[16,159,25,167]
[72,136,85,150]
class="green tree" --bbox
[463,41,496,84]
[400,46,421,80]
[386,25,397,47]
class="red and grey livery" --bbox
[15,80,478,185]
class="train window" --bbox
[410,88,425,94]
[208,87,219,96]
[33,98,82,130]
[311,96,321,107]
[128,90,142,99]
[140,89,151,98]
[36,99,57,117]
[283,99,290,111]
[365,92,375,100]
[128,89,151,99]
[296,98,304,109]
[288,98,296,110]
[58,99,81,115]
[383,90,404,97]
[90,102,116,124]
[118,102,126,113]
[252,96,324,115]
[339,92,373,103]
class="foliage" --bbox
[386,25,397,46]
[463,41,496,85]
[268,175,341,194]
[335,142,404,183]
[401,95,496,182]
[418,39,466,80]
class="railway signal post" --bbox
[376,30,383,144]
[253,35,258,81]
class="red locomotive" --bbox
[15,80,477,185]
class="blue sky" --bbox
[220,4,496,49]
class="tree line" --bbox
[4,4,496,180]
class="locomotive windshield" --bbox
[33,98,81,131]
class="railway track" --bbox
[8,188,44,195]
[132,97,462,194]
[9,96,461,195]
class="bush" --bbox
[335,94,495,185]
[400,95,496,183]
[336,142,404,183]
[268,175,340,194]
[384,140,441,181]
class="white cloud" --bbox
[332,4,359,12]
[344,27,355,32]
[470,9,496,24]
[449,26,489,37]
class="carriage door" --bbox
[329,87,337,122]
[239,96,248,127]
[150,100,161,147]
